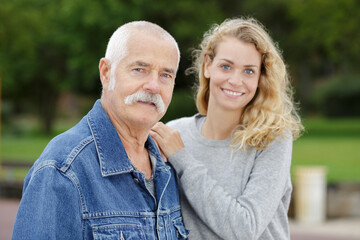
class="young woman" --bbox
[150,17,303,240]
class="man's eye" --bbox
[161,73,172,79]
[134,68,143,72]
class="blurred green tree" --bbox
[238,0,360,112]
[285,0,360,110]
[0,0,65,134]
[0,0,224,134]
[2,0,359,135]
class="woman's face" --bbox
[204,37,262,115]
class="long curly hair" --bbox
[188,17,304,150]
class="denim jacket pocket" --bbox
[173,217,190,239]
[92,223,146,240]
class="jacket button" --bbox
[133,178,139,184]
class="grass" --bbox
[292,136,360,183]
[1,117,360,183]
[0,119,76,181]
[1,136,53,162]
[291,118,360,183]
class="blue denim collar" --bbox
[87,100,164,177]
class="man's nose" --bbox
[143,72,160,94]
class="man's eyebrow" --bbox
[132,61,150,67]
[131,61,175,73]
[163,67,175,74]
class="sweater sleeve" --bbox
[168,135,293,240]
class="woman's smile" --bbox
[221,88,245,98]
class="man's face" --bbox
[102,32,178,128]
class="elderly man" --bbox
[12,21,188,239]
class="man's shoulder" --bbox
[34,116,94,171]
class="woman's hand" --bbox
[150,122,185,159]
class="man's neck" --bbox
[102,103,153,179]
[117,122,154,179]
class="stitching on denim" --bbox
[60,136,94,172]
[31,161,58,177]
[92,223,142,231]
[87,113,110,176]
[28,164,87,235]
[87,113,135,176]
[84,210,156,219]
[64,169,88,235]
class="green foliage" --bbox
[1,0,360,133]
[286,0,360,69]
[1,0,72,133]
[311,74,360,117]
[162,88,197,123]
[241,0,360,114]
[0,0,225,134]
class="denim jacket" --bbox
[12,100,189,240]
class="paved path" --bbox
[1,198,360,240]
[290,218,360,240]
[0,199,19,240]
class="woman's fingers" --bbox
[150,131,168,162]
[150,122,184,158]
[151,122,167,137]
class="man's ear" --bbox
[204,55,211,79]
[99,58,111,89]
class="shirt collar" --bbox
[87,100,164,177]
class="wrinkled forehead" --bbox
[131,29,180,65]
[107,24,180,67]
[120,33,179,72]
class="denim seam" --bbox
[87,113,134,176]
[29,164,86,236]
[87,114,104,172]
[157,205,181,215]
[60,136,94,173]
[31,160,58,176]
[92,223,142,230]
[84,211,156,219]
[64,169,88,237]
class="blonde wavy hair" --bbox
[189,17,303,150]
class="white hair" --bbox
[104,21,180,91]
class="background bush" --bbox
[312,74,360,117]
[162,89,198,123]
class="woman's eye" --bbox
[221,64,231,70]
[245,69,254,74]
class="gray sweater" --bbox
[168,114,293,240]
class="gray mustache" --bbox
[124,91,165,113]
